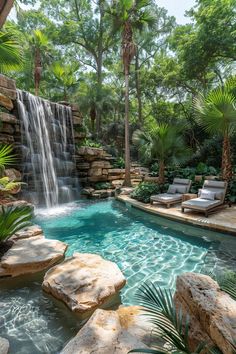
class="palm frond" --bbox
[0,30,23,73]
[0,206,33,243]
[0,145,16,170]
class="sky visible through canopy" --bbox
[157,0,196,24]
[11,0,197,25]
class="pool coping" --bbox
[116,195,236,236]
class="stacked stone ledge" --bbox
[76,146,149,198]
[0,75,20,147]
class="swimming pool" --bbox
[37,199,236,301]
[1,199,236,353]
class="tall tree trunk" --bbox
[135,51,142,125]
[95,0,104,135]
[222,133,232,182]
[0,0,14,28]
[34,48,42,96]
[124,66,131,187]
[158,160,165,184]
[95,56,102,134]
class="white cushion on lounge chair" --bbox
[151,193,182,202]
[182,198,222,210]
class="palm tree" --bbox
[0,30,22,73]
[129,282,223,354]
[108,0,154,187]
[50,62,80,101]
[133,124,190,184]
[194,77,236,182]
[30,29,50,96]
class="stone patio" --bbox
[117,195,236,235]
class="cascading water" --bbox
[17,90,78,208]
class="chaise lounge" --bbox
[150,178,192,208]
[181,180,227,217]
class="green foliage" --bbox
[0,29,23,73]
[113,157,125,169]
[216,271,236,302]
[133,124,191,165]
[226,179,236,204]
[0,177,23,195]
[0,206,33,243]
[150,162,159,177]
[94,182,112,190]
[0,145,16,173]
[131,182,160,203]
[194,78,236,137]
[129,282,217,354]
[79,139,102,148]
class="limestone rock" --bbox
[0,337,9,354]
[0,236,67,277]
[112,179,124,187]
[81,187,95,196]
[13,225,43,240]
[0,93,13,110]
[88,175,108,182]
[88,167,102,177]
[175,272,236,354]
[0,75,16,90]
[0,87,17,100]
[0,134,14,145]
[4,168,22,182]
[119,187,134,195]
[77,162,90,170]
[91,160,111,169]
[42,253,126,314]
[0,123,14,134]
[0,112,18,124]
[60,307,151,354]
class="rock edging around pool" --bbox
[0,225,68,277]
[60,306,152,354]
[42,252,126,316]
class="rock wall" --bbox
[174,273,236,354]
[0,75,20,147]
[76,146,149,198]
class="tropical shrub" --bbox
[113,157,125,169]
[150,162,159,177]
[133,124,191,184]
[79,138,102,148]
[94,182,112,190]
[131,182,160,203]
[0,177,23,195]
[226,179,236,204]
[129,282,220,354]
[0,206,33,243]
[216,271,236,301]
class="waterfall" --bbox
[17,90,78,208]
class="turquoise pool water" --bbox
[37,199,236,303]
[1,199,236,354]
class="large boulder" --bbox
[0,236,67,277]
[42,253,126,315]
[174,272,236,354]
[60,306,152,354]
[0,337,9,354]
